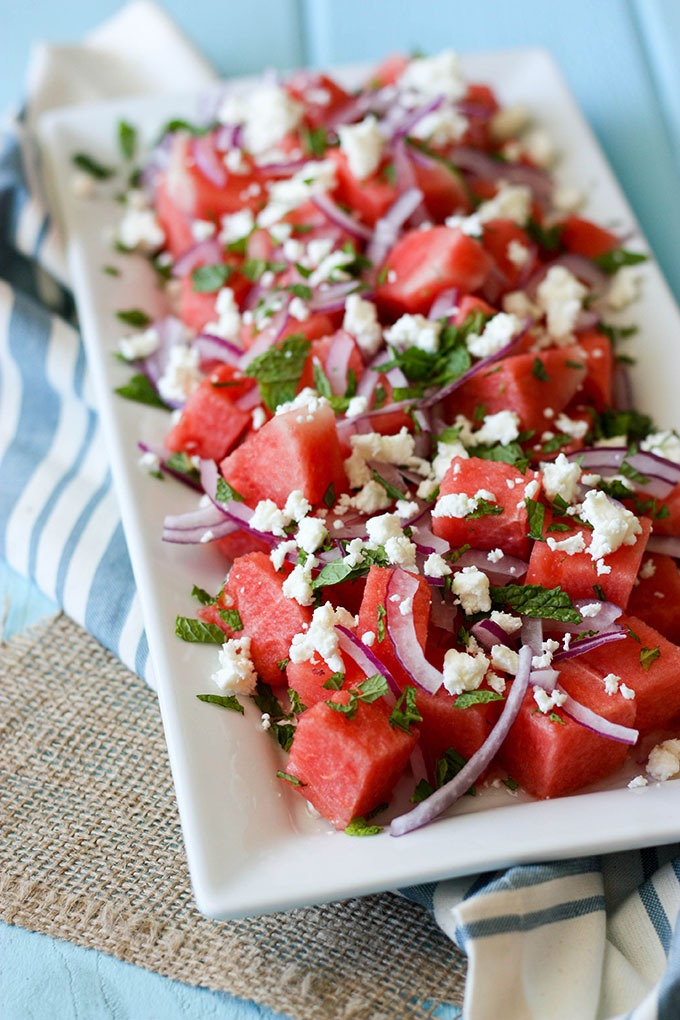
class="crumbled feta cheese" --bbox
[531,639,560,670]
[270,539,297,571]
[477,183,532,225]
[218,83,303,156]
[490,104,532,141]
[521,127,556,167]
[250,499,289,536]
[607,266,641,310]
[646,739,680,782]
[620,683,635,700]
[450,565,491,615]
[275,388,329,416]
[366,511,404,547]
[445,212,483,237]
[296,515,328,554]
[345,395,369,418]
[580,489,643,560]
[258,160,337,226]
[424,552,452,578]
[472,409,521,446]
[289,295,310,321]
[579,602,602,619]
[384,535,418,571]
[385,313,442,354]
[628,775,648,789]
[343,537,367,568]
[191,218,217,241]
[362,630,376,647]
[490,644,519,675]
[348,480,392,514]
[211,635,258,695]
[351,428,416,468]
[640,430,680,464]
[338,114,384,180]
[399,50,467,102]
[219,208,255,244]
[541,453,582,504]
[639,558,657,580]
[308,248,355,287]
[487,548,504,564]
[251,406,267,430]
[442,647,489,696]
[118,326,161,361]
[603,673,620,695]
[284,490,312,522]
[546,532,587,555]
[282,555,317,606]
[536,265,588,341]
[490,611,523,634]
[554,412,590,441]
[533,686,567,713]
[410,105,468,146]
[466,312,522,359]
[432,492,479,519]
[288,602,356,673]
[204,286,243,342]
[342,293,383,357]
[157,344,201,404]
[117,196,165,252]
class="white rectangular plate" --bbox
[37,49,680,918]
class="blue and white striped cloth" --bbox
[2,5,680,1018]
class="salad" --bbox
[84,50,680,837]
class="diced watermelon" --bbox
[376,226,493,317]
[286,72,353,130]
[627,554,680,644]
[526,513,652,608]
[165,364,253,462]
[559,215,620,259]
[580,614,680,733]
[284,691,418,828]
[286,652,365,709]
[220,401,347,507]
[577,329,614,410]
[225,552,312,686]
[481,218,536,291]
[432,456,541,560]
[357,567,431,689]
[329,148,399,227]
[495,658,636,798]
[449,345,588,433]
[415,685,503,770]
[412,155,471,222]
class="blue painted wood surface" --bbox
[2,1,679,1016]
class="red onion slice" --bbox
[552,628,626,662]
[323,330,355,395]
[471,618,513,650]
[547,598,623,635]
[191,133,227,188]
[193,333,244,368]
[385,570,444,694]
[367,187,424,269]
[557,688,639,745]
[390,644,532,836]
[311,193,373,241]
[646,536,680,558]
[428,287,459,321]
[454,549,529,581]
[172,237,223,278]
[336,626,400,699]
[237,307,290,369]
[420,323,527,407]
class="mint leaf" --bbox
[526,498,546,541]
[593,248,647,274]
[322,672,345,690]
[175,616,225,643]
[191,263,233,292]
[116,308,152,327]
[218,608,243,631]
[455,689,504,709]
[325,674,388,719]
[640,646,660,670]
[277,771,305,787]
[72,152,115,180]
[490,583,581,622]
[196,693,244,713]
[345,816,383,836]
[531,357,549,381]
[165,451,201,483]
[191,585,216,606]
[466,498,504,520]
[118,120,137,161]
[389,686,422,733]
[245,335,311,411]
[114,373,169,409]
[215,477,246,504]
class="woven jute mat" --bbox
[0,613,467,1019]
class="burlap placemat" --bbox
[0,613,467,1019]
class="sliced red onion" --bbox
[646,536,680,558]
[367,187,424,268]
[557,688,639,745]
[547,598,623,635]
[520,616,543,656]
[191,133,227,188]
[428,287,459,321]
[234,385,262,412]
[411,524,449,556]
[193,332,244,367]
[470,618,512,650]
[355,351,383,399]
[311,193,373,241]
[566,446,680,495]
[323,331,355,395]
[454,549,529,581]
[163,516,239,544]
[552,628,626,662]
[385,570,444,694]
[139,315,188,395]
[172,237,223,278]
[529,668,560,689]
[336,625,400,699]
[449,145,553,206]
[390,644,532,836]
[392,95,444,141]
[308,279,364,313]
[612,361,633,411]
[137,441,203,491]
[429,594,457,631]
[237,306,290,369]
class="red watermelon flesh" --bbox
[415,684,503,771]
[286,652,365,710]
[627,554,680,645]
[432,456,541,560]
[220,401,347,507]
[165,364,253,462]
[579,614,680,734]
[357,566,431,690]
[284,691,418,828]
[224,552,312,686]
[495,659,636,799]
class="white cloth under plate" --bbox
[1,5,679,1018]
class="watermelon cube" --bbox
[495,659,636,798]
[626,554,680,645]
[432,456,541,559]
[415,684,503,771]
[579,614,680,734]
[220,401,347,507]
[225,552,312,686]
[357,567,431,690]
[286,652,365,710]
[285,691,418,828]
[165,364,253,462]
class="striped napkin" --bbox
[1,5,679,1017]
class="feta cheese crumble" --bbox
[212,635,258,695]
